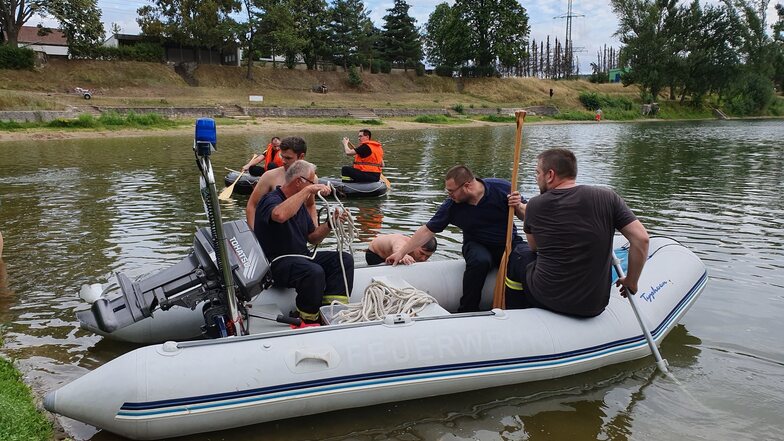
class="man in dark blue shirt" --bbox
[254,160,354,323]
[386,165,527,312]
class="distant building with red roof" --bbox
[8,26,69,58]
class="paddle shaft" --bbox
[492,110,527,309]
[612,251,670,374]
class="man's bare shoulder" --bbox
[259,167,285,187]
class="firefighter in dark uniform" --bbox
[254,160,353,323]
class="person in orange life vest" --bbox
[341,129,383,183]
[242,137,283,176]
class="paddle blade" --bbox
[380,174,391,189]
[219,171,244,200]
[218,186,234,201]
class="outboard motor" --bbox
[77,220,270,335]
[79,118,270,338]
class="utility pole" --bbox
[554,0,584,79]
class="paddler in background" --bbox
[341,129,384,183]
[242,136,283,176]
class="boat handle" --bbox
[294,350,332,367]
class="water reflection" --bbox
[1,120,783,440]
[0,259,11,323]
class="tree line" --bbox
[612,0,784,113]
[2,0,783,112]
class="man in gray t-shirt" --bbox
[505,148,650,317]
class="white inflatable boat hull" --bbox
[48,236,707,439]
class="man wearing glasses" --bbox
[253,160,354,323]
[340,129,383,182]
[386,165,527,313]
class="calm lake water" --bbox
[1,119,783,440]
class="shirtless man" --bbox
[246,136,324,229]
[365,233,437,266]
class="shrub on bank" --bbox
[579,92,634,111]
[768,97,784,116]
[414,114,450,123]
[725,74,774,116]
[480,114,515,122]
[552,111,596,121]
[0,45,35,69]
[347,66,363,88]
[70,43,164,62]
[126,111,173,126]
[48,113,98,128]
[435,65,455,77]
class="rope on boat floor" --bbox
[330,279,437,324]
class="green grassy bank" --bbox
[0,347,53,441]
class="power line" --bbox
[553,0,584,78]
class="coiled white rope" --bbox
[318,186,358,256]
[330,279,437,324]
[318,184,358,297]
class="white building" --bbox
[11,26,69,58]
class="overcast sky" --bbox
[33,0,782,72]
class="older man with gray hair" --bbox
[254,160,354,323]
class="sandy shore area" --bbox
[0,115,732,144]
[0,117,523,143]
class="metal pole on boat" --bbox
[612,250,669,374]
[194,118,245,337]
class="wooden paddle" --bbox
[492,110,527,309]
[219,154,256,200]
[347,140,391,189]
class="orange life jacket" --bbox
[263,144,284,169]
[353,140,383,173]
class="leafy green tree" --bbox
[773,3,784,91]
[254,0,304,69]
[1,0,104,48]
[423,2,470,68]
[680,1,741,104]
[290,0,329,70]
[380,0,422,71]
[424,0,529,76]
[454,0,529,74]
[137,0,240,62]
[721,0,776,111]
[611,0,689,101]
